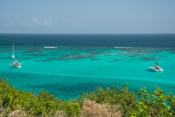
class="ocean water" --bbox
[0,34,175,99]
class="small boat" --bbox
[148,66,164,72]
[11,60,22,68]
[11,43,15,59]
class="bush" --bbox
[0,81,74,116]
[83,87,137,117]
[80,100,121,117]
[1,80,175,117]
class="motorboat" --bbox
[11,60,22,68]
[148,66,164,72]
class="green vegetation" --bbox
[0,80,175,117]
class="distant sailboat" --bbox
[11,43,15,59]
[10,43,22,68]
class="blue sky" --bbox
[0,0,175,34]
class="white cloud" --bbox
[32,17,52,26]
[32,17,39,24]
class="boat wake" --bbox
[114,46,133,49]
[44,46,58,49]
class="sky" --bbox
[0,0,175,34]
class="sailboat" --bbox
[10,43,15,59]
[10,43,22,68]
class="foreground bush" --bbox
[80,100,121,117]
[83,87,137,116]
[0,81,80,117]
[83,87,175,117]
[0,80,175,117]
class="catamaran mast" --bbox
[11,43,15,59]
[12,43,14,55]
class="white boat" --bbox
[11,60,22,68]
[10,43,15,59]
[148,66,164,72]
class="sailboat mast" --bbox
[12,43,14,55]
[10,43,16,59]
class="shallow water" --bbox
[0,46,175,99]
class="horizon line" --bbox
[0,32,175,35]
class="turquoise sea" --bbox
[0,34,175,99]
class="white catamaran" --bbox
[10,43,22,68]
[11,59,22,68]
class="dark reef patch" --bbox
[141,56,159,61]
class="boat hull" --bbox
[148,67,164,72]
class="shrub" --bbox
[1,80,175,117]
[83,87,137,117]
[80,100,121,117]
[8,110,27,117]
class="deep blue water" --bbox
[0,34,175,48]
